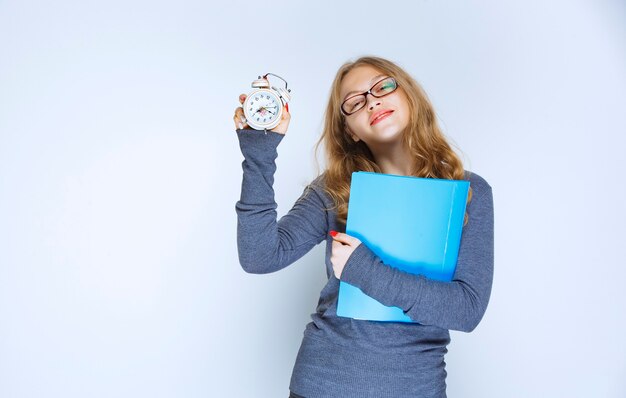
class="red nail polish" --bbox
[329,230,337,237]
[285,103,289,113]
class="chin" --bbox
[372,126,404,141]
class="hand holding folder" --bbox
[329,230,362,279]
[336,172,470,323]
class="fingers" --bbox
[329,231,361,247]
[232,108,247,130]
[233,93,248,130]
[282,105,291,122]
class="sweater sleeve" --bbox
[235,128,328,274]
[340,182,494,332]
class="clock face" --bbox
[244,89,282,129]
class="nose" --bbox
[365,92,382,111]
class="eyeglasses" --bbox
[340,77,398,115]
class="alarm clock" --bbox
[243,73,291,131]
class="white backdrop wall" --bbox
[1,0,625,397]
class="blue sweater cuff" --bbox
[340,243,376,285]
[236,128,285,161]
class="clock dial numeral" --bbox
[246,89,282,127]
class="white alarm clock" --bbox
[243,73,291,131]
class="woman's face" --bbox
[340,65,410,148]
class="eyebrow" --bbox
[343,74,387,100]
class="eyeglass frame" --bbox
[340,76,399,116]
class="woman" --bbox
[232,56,494,398]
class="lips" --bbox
[370,110,394,126]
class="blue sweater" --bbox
[235,129,494,398]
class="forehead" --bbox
[340,65,386,99]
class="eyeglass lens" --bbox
[342,77,397,115]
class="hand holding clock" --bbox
[234,93,291,135]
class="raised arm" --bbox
[340,179,494,332]
[235,129,328,274]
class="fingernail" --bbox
[240,116,246,123]
[329,230,337,237]
[285,104,289,113]
[238,123,243,129]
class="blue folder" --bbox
[336,171,470,323]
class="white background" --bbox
[1,0,625,397]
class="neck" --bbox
[369,141,414,176]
